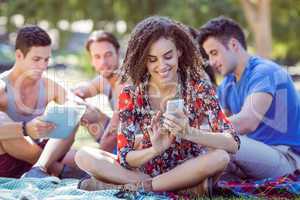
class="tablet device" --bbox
[42,103,86,139]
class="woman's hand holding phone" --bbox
[163,99,190,137]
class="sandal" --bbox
[78,176,152,192]
[78,176,123,191]
[177,177,214,199]
[77,174,91,189]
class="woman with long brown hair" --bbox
[75,16,240,198]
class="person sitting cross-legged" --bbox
[75,16,240,198]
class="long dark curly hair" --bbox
[121,16,206,85]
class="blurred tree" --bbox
[240,0,272,58]
[271,0,300,65]
[1,0,299,64]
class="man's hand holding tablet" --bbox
[41,102,86,139]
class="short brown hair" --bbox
[15,25,51,56]
[122,16,206,85]
[85,31,120,53]
[198,16,247,50]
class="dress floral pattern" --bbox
[117,74,236,177]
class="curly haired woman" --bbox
[75,16,240,198]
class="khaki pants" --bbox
[222,136,300,181]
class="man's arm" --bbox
[0,81,24,139]
[72,76,111,99]
[45,77,74,104]
[0,79,55,140]
[0,112,25,139]
[0,111,55,140]
[45,77,110,127]
[229,92,273,135]
[0,79,7,111]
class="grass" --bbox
[72,126,99,150]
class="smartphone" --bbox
[166,99,184,114]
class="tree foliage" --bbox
[1,0,299,64]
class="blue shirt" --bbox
[218,56,300,152]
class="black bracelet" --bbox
[22,121,28,136]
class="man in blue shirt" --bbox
[198,16,300,180]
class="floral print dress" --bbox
[117,75,236,177]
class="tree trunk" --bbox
[240,0,272,58]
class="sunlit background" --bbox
[1,0,300,148]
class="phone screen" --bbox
[166,99,184,113]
